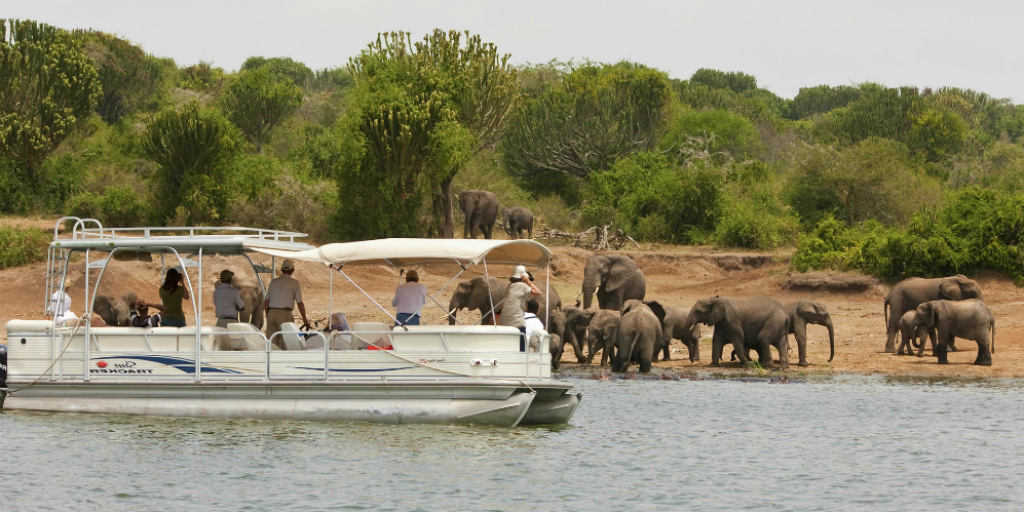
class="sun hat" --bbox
[513,265,528,279]
[281,259,295,272]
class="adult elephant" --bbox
[785,301,835,366]
[883,275,983,353]
[232,275,265,329]
[448,277,561,326]
[501,207,534,239]
[581,254,646,311]
[612,300,663,373]
[662,306,701,362]
[93,293,133,326]
[686,296,790,368]
[915,299,994,366]
[459,190,499,239]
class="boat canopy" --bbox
[51,226,314,255]
[250,238,552,268]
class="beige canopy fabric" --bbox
[246,238,552,268]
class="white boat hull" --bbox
[1,381,579,427]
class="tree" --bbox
[141,102,240,223]
[220,67,303,150]
[789,85,862,120]
[73,30,166,123]
[502,61,673,199]
[346,30,518,237]
[240,56,313,87]
[0,19,100,180]
[690,68,757,93]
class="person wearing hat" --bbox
[392,269,427,326]
[213,269,246,327]
[48,277,77,325]
[498,264,541,351]
[263,259,309,346]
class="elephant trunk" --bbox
[825,319,835,363]
[447,297,459,325]
[582,277,597,310]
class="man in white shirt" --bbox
[392,270,427,326]
[523,299,547,351]
[48,278,77,325]
[213,269,246,327]
[263,260,310,346]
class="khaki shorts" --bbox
[266,309,294,349]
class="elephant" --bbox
[232,275,265,328]
[546,310,579,369]
[448,277,561,326]
[562,306,591,363]
[93,293,134,326]
[896,310,932,357]
[565,307,621,365]
[459,190,499,239]
[883,275,983,353]
[501,207,534,239]
[581,254,646,311]
[686,296,790,369]
[662,306,701,362]
[784,301,835,366]
[644,301,668,362]
[914,299,994,366]
[612,300,663,373]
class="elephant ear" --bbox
[797,301,817,319]
[644,300,666,324]
[708,299,728,325]
[938,280,962,300]
[606,256,638,292]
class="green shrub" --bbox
[66,186,149,227]
[714,188,798,250]
[0,226,50,269]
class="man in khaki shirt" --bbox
[263,259,310,348]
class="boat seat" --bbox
[89,327,150,352]
[277,322,304,351]
[5,319,55,335]
[223,322,269,351]
[147,327,182,351]
[349,321,391,349]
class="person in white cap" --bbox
[498,264,541,350]
[213,269,245,327]
[263,259,309,346]
[48,277,78,325]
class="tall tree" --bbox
[0,19,100,180]
[220,67,303,150]
[501,61,673,198]
[73,30,167,123]
[141,102,240,223]
[348,30,518,237]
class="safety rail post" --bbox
[83,248,91,381]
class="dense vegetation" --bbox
[2,19,1023,282]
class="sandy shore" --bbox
[3,242,1021,379]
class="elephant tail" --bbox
[883,298,890,333]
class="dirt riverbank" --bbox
[2,241,1021,379]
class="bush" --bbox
[660,108,759,164]
[227,171,339,243]
[0,226,50,269]
[714,182,798,250]
[66,186,149,227]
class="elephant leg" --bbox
[756,343,772,367]
[935,333,951,364]
[974,337,992,366]
[775,334,790,369]
[689,339,699,362]
[639,352,652,373]
[710,332,724,366]
[885,312,899,353]
[661,340,671,361]
[568,336,585,364]
[918,329,936,357]
[793,323,809,366]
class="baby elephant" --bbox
[501,206,534,239]
[914,299,994,366]
[896,310,931,356]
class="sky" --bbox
[6,0,1023,102]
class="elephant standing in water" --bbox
[612,300,664,373]
[662,306,701,362]
[459,190,499,239]
[883,275,983,353]
[914,299,995,366]
[501,207,534,239]
[687,296,790,368]
[581,254,646,311]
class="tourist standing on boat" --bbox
[264,259,310,344]
[498,265,541,351]
[144,268,190,327]
[48,278,77,325]
[523,299,547,349]
[213,269,245,327]
[392,269,426,326]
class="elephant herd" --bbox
[448,254,996,372]
[457,189,534,239]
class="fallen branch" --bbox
[537,224,640,250]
